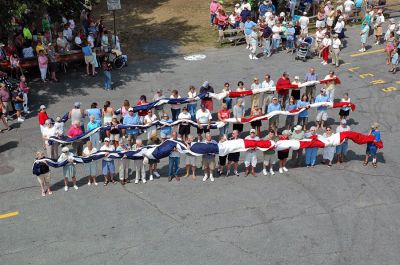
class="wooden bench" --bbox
[220,28,246,46]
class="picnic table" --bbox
[0,50,106,71]
[221,28,246,46]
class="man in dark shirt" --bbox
[262,25,273,58]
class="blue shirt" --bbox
[392,53,399,65]
[160,119,173,135]
[367,130,381,149]
[286,103,297,112]
[286,27,295,40]
[267,103,281,113]
[355,0,363,8]
[244,21,257,35]
[86,108,102,123]
[123,114,140,135]
[304,72,318,82]
[259,4,268,17]
[296,100,309,118]
[82,45,92,56]
[315,94,330,111]
[87,120,100,131]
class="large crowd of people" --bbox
[211,0,399,67]
[32,68,382,197]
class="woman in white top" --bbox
[170,89,181,121]
[102,100,114,137]
[42,119,59,159]
[143,109,157,140]
[177,106,191,142]
[58,147,78,191]
[83,141,98,186]
[187,86,197,122]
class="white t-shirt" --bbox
[251,83,260,90]
[170,95,182,109]
[42,126,56,145]
[63,28,73,41]
[334,21,345,34]
[100,145,115,161]
[344,0,354,12]
[299,16,309,29]
[272,25,281,39]
[74,36,82,46]
[83,147,97,156]
[332,38,341,49]
[196,109,211,124]
[178,112,191,124]
[322,37,332,46]
[261,80,276,91]
[188,91,197,98]
[336,125,351,133]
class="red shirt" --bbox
[218,109,231,120]
[136,100,148,117]
[38,111,49,125]
[276,77,291,95]
[279,135,290,152]
[67,126,83,137]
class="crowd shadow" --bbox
[0,141,19,153]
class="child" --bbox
[19,76,30,114]
[389,48,399,74]
[339,93,351,121]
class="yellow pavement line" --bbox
[351,49,384,57]
[0,211,19,219]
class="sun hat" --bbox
[370,122,380,129]
[294,125,302,131]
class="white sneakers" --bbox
[142,178,147,184]
[279,167,289,174]
[234,170,239,176]
[263,169,268,175]
[210,175,215,182]
[270,169,275,175]
[64,186,68,191]
[203,174,214,182]
[73,185,78,190]
[359,48,366,52]
[88,182,91,186]
[153,171,160,178]
[149,175,154,181]
[249,54,258,60]
[135,179,139,184]
[17,117,25,122]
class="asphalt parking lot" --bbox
[1,25,400,265]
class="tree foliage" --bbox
[0,0,99,37]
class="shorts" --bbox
[316,111,328,121]
[84,55,94,64]
[37,173,51,185]
[219,155,227,166]
[179,124,190,136]
[277,151,289,160]
[202,158,216,170]
[160,131,171,139]
[263,152,275,165]
[232,123,243,132]
[366,145,377,156]
[197,128,210,135]
[339,109,350,117]
[185,155,196,166]
[14,102,23,111]
[375,26,383,36]
[110,133,120,142]
[244,152,257,167]
[336,141,348,155]
[269,116,279,129]
[86,162,97,176]
[102,160,115,175]
[228,152,240,162]
[298,116,308,126]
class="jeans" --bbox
[171,108,181,121]
[187,103,197,121]
[104,71,112,90]
[210,13,216,24]
[89,131,101,150]
[263,38,271,56]
[219,123,229,136]
[168,156,180,176]
[272,38,281,50]
[305,148,318,166]
[223,97,232,110]
[286,39,294,49]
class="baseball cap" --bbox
[74,102,81,107]
[128,107,134,112]
[250,129,256,133]
[104,137,110,142]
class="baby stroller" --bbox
[295,36,314,62]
